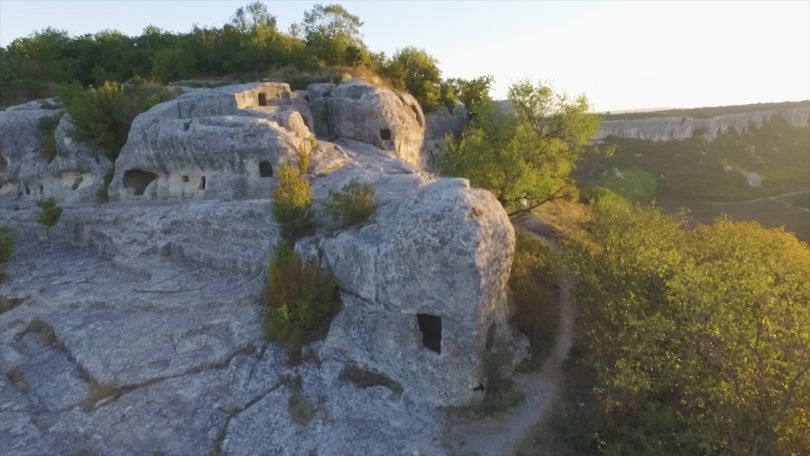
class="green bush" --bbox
[562,190,810,455]
[382,47,442,111]
[38,114,62,162]
[262,242,339,364]
[35,198,62,240]
[95,171,114,204]
[0,227,17,283]
[60,80,177,161]
[272,162,314,240]
[324,179,376,227]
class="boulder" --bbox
[307,80,426,167]
[318,178,520,405]
[0,101,62,202]
[108,82,316,201]
[0,101,112,205]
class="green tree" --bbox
[443,81,600,215]
[563,190,810,455]
[231,1,277,33]
[60,81,177,160]
[383,47,442,111]
[300,3,367,67]
[35,198,63,241]
[443,75,494,116]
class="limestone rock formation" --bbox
[307,80,426,167]
[319,178,519,405]
[108,82,315,201]
[592,105,810,142]
[0,100,112,204]
[0,79,524,453]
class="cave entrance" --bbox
[0,154,7,173]
[71,176,83,191]
[123,169,158,196]
[417,313,442,354]
[259,161,273,177]
[199,176,206,190]
[258,93,267,106]
[380,128,392,141]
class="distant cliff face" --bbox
[592,106,810,142]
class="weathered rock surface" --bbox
[592,105,810,142]
[0,79,523,453]
[307,80,426,167]
[0,100,112,205]
[320,178,519,405]
[422,101,468,169]
[108,82,314,201]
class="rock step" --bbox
[166,233,272,274]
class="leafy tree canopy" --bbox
[564,189,810,455]
[443,80,600,214]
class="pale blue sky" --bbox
[1,0,808,111]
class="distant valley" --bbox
[578,100,810,241]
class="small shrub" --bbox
[95,170,114,204]
[262,242,339,363]
[272,162,314,240]
[38,114,62,162]
[324,179,376,227]
[0,227,17,282]
[35,198,62,240]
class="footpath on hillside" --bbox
[441,226,575,456]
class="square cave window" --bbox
[258,93,268,106]
[379,128,392,141]
[417,313,442,354]
[182,176,190,183]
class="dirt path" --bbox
[441,270,575,456]
[704,189,810,206]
